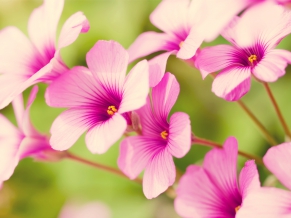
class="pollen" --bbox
[160,130,168,140]
[248,54,257,65]
[179,41,184,48]
[235,205,241,213]
[107,105,118,116]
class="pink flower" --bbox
[128,0,254,87]
[59,201,111,218]
[237,142,291,218]
[118,73,191,199]
[0,0,89,109]
[175,137,260,217]
[0,86,55,187]
[195,2,291,101]
[46,40,149,154]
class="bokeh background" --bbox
[1,0,291,217]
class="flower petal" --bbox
[148,51,175,87]
[0,60,52,109]
[176,28,204,59]
[237,188,291,218]
[22,86,40,137]
[152,73,180,121]
[239,160,260,200]
[138,97,164,137]
[118,136,159,179]
[143,149,175,199]
[0,27,36,75]
[203,136,242,207]
[149,0,191,35]
[198,0,250,42]
[12,93,24,129]
[46,66,99,108]
[212,67,251,101]
[85,113,127,154]
[175,165,230,218]
[50,108,89,151]
[128,32,173,63]
[263,142,291,190]
[195,45,239,79]
[118,60,149,114]
[0,114,22,181]
[28,0,63,58]
[167,112,191,158]
[252,50,289,82]
[234,2,291,48]
[86,40,128,91]
[18,137,49,160]
[58,12,90,49]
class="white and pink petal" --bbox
[212,67,251,101]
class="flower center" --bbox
[107,105,118,116]
[235,205,241,213]
[248,54,257,65]
[179,41,184,48]
[160,130,168,140]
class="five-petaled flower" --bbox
[118,73,191,199]
[0,0,89,109]
[46,40,149,154]
[175,137,260,218]
[0,86,57,188]
[195,2,291,101]
[128,0,253,87]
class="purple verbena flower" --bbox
[46,40,149,154]
[175,137,260,218]
[0,0,89,109]
[195,2,291,101]
[118,73,191,199]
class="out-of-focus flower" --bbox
[195,2,291,101]
[46,40,149,154]
[118,73,191,199]
[59,201,111,218]
[237,142,291,218]
[0,86,59,188]
[175,137,260,217]
[128,0,255,87]
[0,0,89,109]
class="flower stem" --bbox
[263,82,291,140]
[237,100,278,146]
[65,152,142,184]
[192,136,264,165]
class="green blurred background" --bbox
[1,0,291,217]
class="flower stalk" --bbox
[263,82,291,140]
[64,152,142,184]
[192,135,264,165]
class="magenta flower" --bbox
[175,137,260,217]
[0,86,55,187]
[195,2,291,101]
[237,142,291,218]
[46,40,149,154]
[128,0,254,87]
[118,73,191,199]
[0,0,89,109]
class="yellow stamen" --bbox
[235,205,241,213]
[107,105,118,116]
[248,54,257,65]
[179,41,184,48]
[160,130,168,140]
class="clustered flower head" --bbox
[1,0,291,217]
